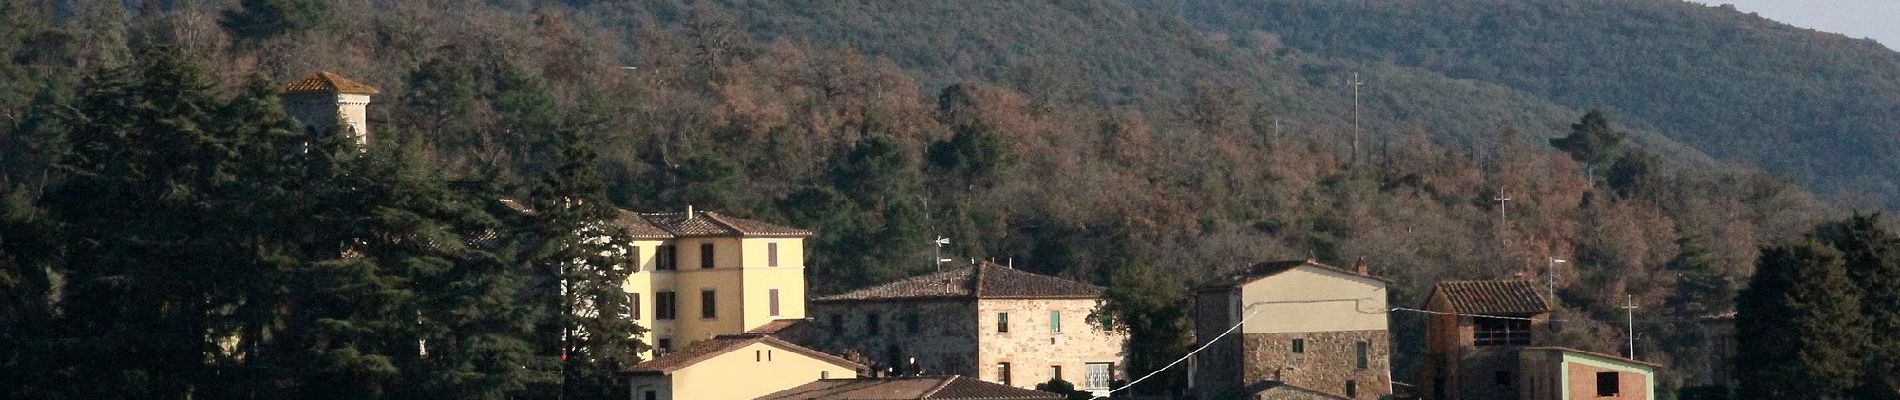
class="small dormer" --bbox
[282,71,379,150]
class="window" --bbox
[1596,371,1620,396]
[821,371,830,379]
[831,314,844,336]
[1051,310,1062,333]
[1494,370,1513,387]
[700,289,717,319]
[998,312,1010,333]
[1345,380,1358,398]
[1292,338,1305,353]
[655,291,676,320]
[998,362,1012,386]
[768,242,779,267]
[657,338,673,354]
[756,350,763,361]
[1085,362,1114,390]
[768,289,780,317]
[700,243,715,269]
[1474,317,1532,346]
[1052,365,1063,382]
[629,293,642,320]
[905,313,921,334]
[1101,312,1114,330]
[867,313,882,335]
[644,391,657,400]
[632,246,642,272]
[656,245,677,270]
[1355,341,1369,369]
[768,350,773,361]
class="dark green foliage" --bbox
[1737,237,1866,399]
[1811,214,1900,398]
[1098,264,1191,397]
[520,130,647,399]
[219,0,331,42]
[1034,378,1093,400]
[1551,110,1627,177]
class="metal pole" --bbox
[1623,295,1637,358]
[1350,73,1364,167]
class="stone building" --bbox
[757,376,1064,400]
[282,71,378,150]
[782,261,1128,395]
[1192,259,1393,400]
[1416,280,1556,400]
[1517,347,1658,400]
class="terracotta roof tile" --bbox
[637,210,811,238]
[1521,346,1662,369]
[757,376,1063,399]
[747,318,809,334]
[283,71,380,95]
[614,210,675,239]
[1427,280,1551,315]
[626,334,860,375]
[815,261,1102,302]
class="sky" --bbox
[1688,0,1900,51]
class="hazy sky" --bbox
[1689,0,1900,51]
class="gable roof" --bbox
[756,376,1063,400]
[1425,280,1551,315]
[635,210,812,238]
[815,261,1104,302]
[1199,259,1390,291]
[625,334,861,375]
[283,71,380,95]
[1521,346,1663,369]
[1247,380,1353,400]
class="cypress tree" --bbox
[1736,238,1867,400]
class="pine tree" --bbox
[520,130,647,399]
[1812,214,1900,399]
[1099,263,1191,397]
[1736,238,1867,400]
[1550,109,1626,180]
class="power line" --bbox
[1090,303,1265,399]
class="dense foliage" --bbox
[1737,215,1900,400]
[0,0,1883,398]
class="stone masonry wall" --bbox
[796,299,980,376]
[1240,330,1391,400]
[975,298,1128,391]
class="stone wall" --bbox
[795,299,980,376]
[1239,330,1391,400]
[974,298,1128,391]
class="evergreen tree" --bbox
[520,130,646,399]
[1550,109,1626,180]
[1736,238,1867,400]
[0,183,57,399]
[219,0,331,43]
[1097,263,1191,397]
[1811,214,1900,399]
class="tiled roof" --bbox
[1521,346,1663,369]
[614,210,675,239]
[636,210,812,238]
[283,71,380,95]
[815,261,1104,302]
[757,376,1063,400]
[1199,259,1389,291]
[1247,381,1353,400]
[626,334,860,375]
[747,318,808,334]
[1426,280,1551,315]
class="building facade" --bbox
[1416,280,1556,400]
[1192,259,1393,400]
[757,376,1064,400]
[282,71,378,150]
[1517,347,1658,400]
[784,261,1128,395]
[612,208,812,359]
[626,334,861,400]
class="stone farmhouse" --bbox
[779,261,1129,395]
[1416,279,1657,400]
[1191,259,1393,400]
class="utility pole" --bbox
[1492,196,1511,225]
[1350,72,1364,167]
[1623,295,1638,359]
[933,237,951,271]
[1547,258,1566,302]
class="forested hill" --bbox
[0,0,1875,397]
[1133,0,1900,207]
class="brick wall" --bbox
[1566,363,1649,400]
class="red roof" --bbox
[283,71,380,95]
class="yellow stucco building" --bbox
[627,333,861,400]
[613,207,812,358]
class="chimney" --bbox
[686,204,694,216]
[1353,257,1369,276]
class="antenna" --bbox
[933,237,951,272]
[1492,196,1511,224]
[1349,72,1365,167]
[1547,258,1566,303]
[1622,295,1638,358]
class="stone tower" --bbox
[282,71,379,150]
